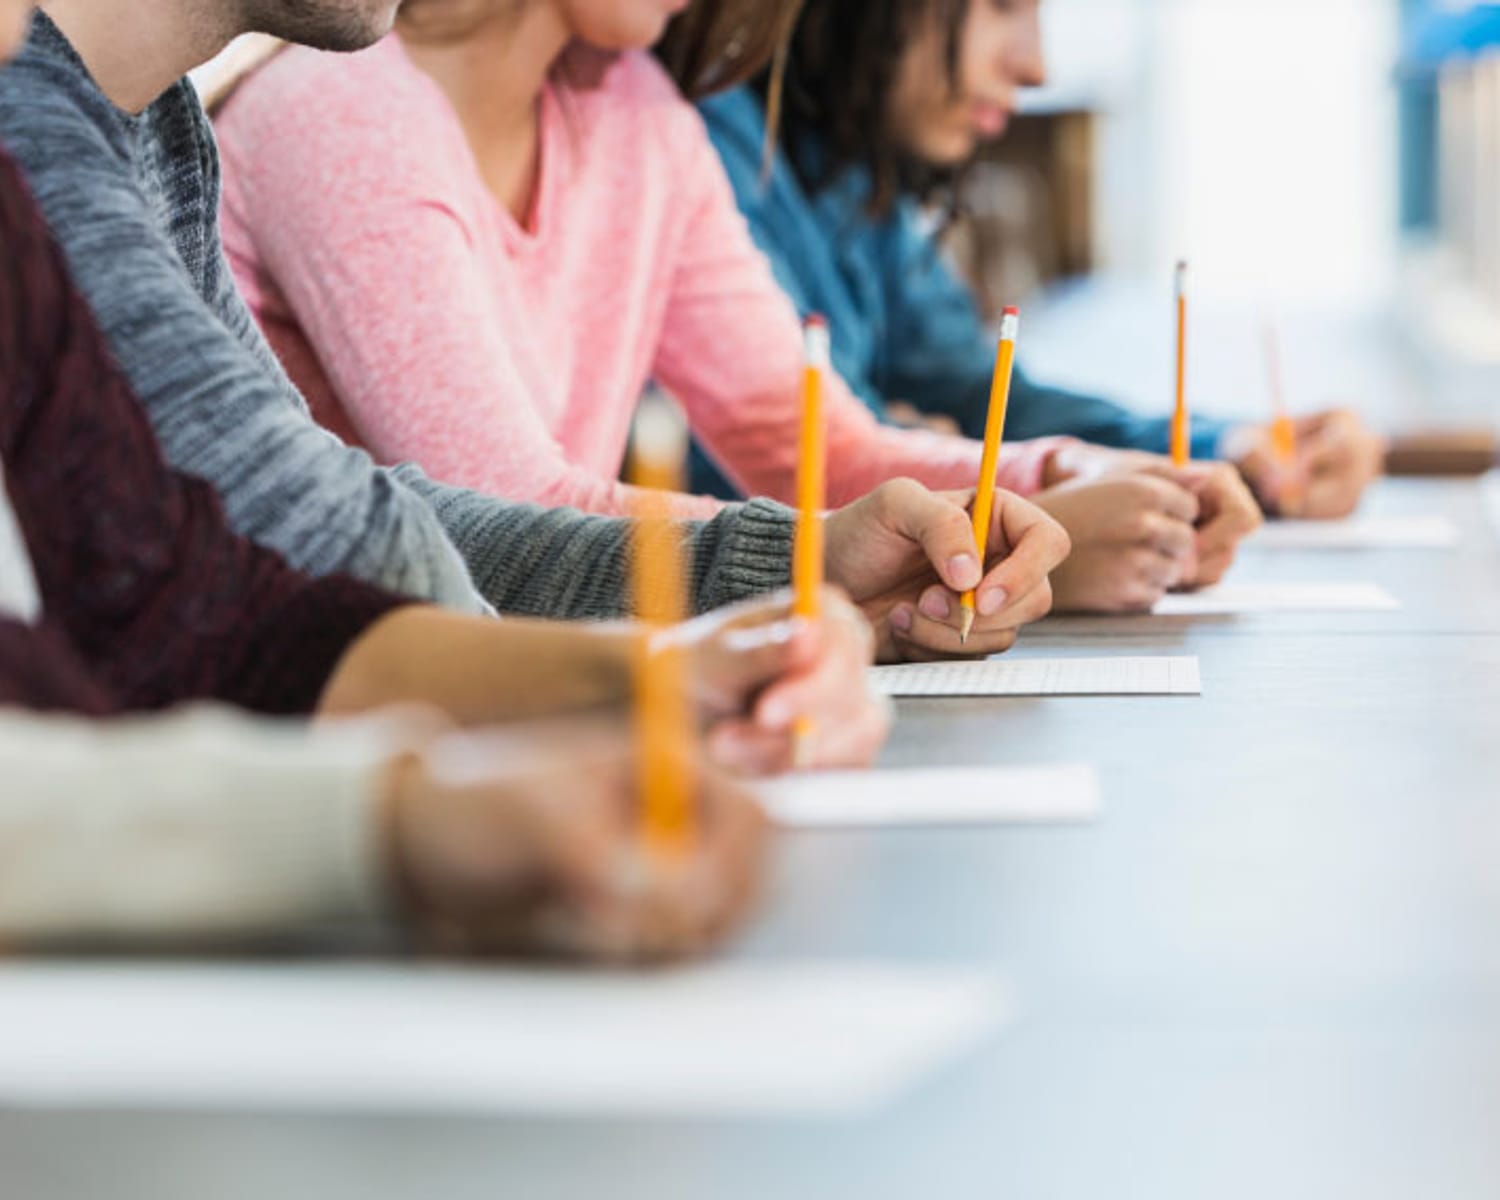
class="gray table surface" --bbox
[5,478,1500,1200]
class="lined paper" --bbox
[871,656,1201,697]
[1154,582,1399,615]
[0,963,1009,1119]
[1252,516,1460,550]
[757,764,1101,828]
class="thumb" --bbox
[687,614,821,718]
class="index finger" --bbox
[974,489,1071,606]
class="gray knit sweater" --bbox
[0,13,794,619]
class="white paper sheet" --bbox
[1153,582,1400,615]
[757,764,1101,828]
[0,962,1008,1118]
[871,656,1201,697]
[1252,516,1460,550]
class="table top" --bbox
[6,476,1499,1199]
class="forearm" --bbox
[317,607,641,725]
[0,708,410,945]
[402,471,795,619]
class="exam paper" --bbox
[871,656,1201,697]
[1252,516,1460,551]
[0,962,1008,1118]
[1153,582,1399,615]
[757,764,1101,828]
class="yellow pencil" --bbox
[1171,260,1191,467]
[627,389,694,857]
[959,306,1020,645]
[792,316,829,765]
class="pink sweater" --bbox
[216,38,1068,520]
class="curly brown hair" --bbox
[764,0,971,216]
[396,1,805,103]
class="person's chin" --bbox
[920,132,979,169]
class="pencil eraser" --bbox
[804,313,828,330]
[1001,306,1020,317]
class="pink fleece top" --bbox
[215,37,1068,520]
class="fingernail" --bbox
[977,587,1008,616]
[889,605,913,633]
[947,554,980,588]
[919,590,951,620]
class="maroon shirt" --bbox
[0,149,409,716]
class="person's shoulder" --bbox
[696,85,767,153]
[217,34,434,141]
[215,34,470,195]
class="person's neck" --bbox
[399,4,572,218]
[40,0,237,114]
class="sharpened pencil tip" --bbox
[958,607,975,645]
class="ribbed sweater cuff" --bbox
[692,496,795,613]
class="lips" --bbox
[970,101,1011,139]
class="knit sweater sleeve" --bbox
[0,143,410,717]
[215,53,722,523]
[0,707,409,945]
[0,17,798,620]
[0,23,489,615]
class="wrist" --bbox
[376,747,431,918]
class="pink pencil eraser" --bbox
[804,313,828,329]
[1002,306,1020,317]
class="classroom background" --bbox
[9,2,1500,1199]
[959,0,1499,449]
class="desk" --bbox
[4,478,1500,1200]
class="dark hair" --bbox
[766,0,970,217]
[655,0,806,101]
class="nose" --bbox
[1011,11,1047,89]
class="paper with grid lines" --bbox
[870,656,1200,698]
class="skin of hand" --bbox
[1038,442,1263,598]
[1128,460,1263,586]
[380,721,770,964]
[1226,408,1387,519]
[660,588,892,777]
[883,400,964,438]
[318,591,889,776]
[822,477,1071,661]
[1031,475,1201,613]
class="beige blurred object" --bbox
[189,34,284,112]
[1384,429,1499,477]
[947,110,1098,323]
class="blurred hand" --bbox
[884,400,963,438]
[662,589,891,776]
[1033,476,1200,613]
[1229,408,1385,519]
[1130,459,1262,585]
[823,477,1070,661]
[1041,441,1165,488]
[381,723,769,963]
